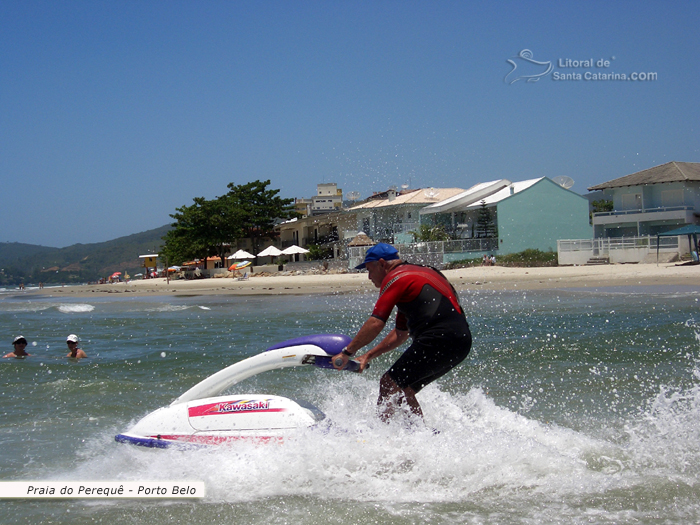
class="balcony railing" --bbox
[558,235,679,253]
[391,222,420,234]
[396,238,498,255]
[592,205,693,218]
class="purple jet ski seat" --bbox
[266,334,351,355]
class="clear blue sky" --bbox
[1,1,698,247]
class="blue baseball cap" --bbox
[355,243,399,270]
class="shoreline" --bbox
[8,263,700,299]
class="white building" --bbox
[588,162,700,237]
[311,183,343,215]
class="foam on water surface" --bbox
[1,289,699,523]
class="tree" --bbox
[306,243,333,260]
[410,224,451,242]
[475,200,496,238]
[591,199,613,213]
[590,199,613,223]
[225,180,296,255]
[162,196,243,266]
[162,180,296,266]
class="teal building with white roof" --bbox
[420,177,592,260]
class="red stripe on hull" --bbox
[151,434,284,445]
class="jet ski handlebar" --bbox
[171,334,362,405]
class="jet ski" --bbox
[115,334,358,448]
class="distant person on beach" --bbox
[4,336,31,358]
[66,334,87,359]
[333,243,472,424]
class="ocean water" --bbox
[1,284,699,524]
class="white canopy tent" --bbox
[256,245,283,265]
[257,246,283,257]
[281,245,310,263]
[227,249,255,260]
[281,245,310,255]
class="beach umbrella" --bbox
[257,246,283,257]
[281,245,310,255]
[257,245,283,265]
[281,245,310,262]
[229,260,252,271]
[228,249,255,260]
[111,272,121,277]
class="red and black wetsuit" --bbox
[371,262,472,391]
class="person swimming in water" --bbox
[66,334,87,359]
[4,336,31,358]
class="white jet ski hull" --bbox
[115,334,354,448]
[116,394,323,448]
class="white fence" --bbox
[347,238,499,269]
[557,236,681,265]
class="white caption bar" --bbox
[0,481,204,499]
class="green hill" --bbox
[0,224,172,286]
[0,242,60,266]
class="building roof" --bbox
[349,188,465,210]
[347,232,375,246]
[464,178,544,208]
[587,162,700,191]
[657,224,700,237]
[364,188,419,202]
[420,179,511,215]
[276,210,345,231]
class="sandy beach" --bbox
[19,262,700,299]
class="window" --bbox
[661,190,684,207]
[621,193,642,210]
